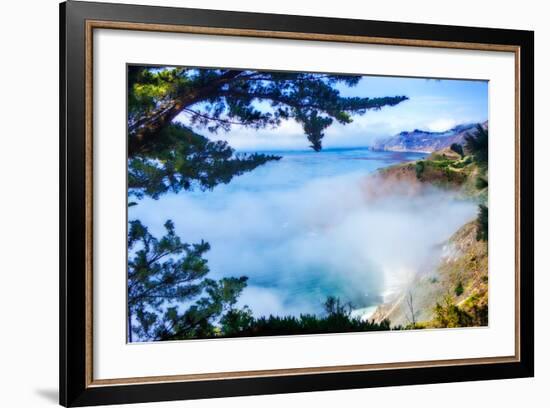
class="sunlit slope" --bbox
[370,147,489,328]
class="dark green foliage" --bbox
[126,66,410,340]
[450,143,464,158]
[464,124,489,241]
[469,303,489,326]
[223,313,392,337]
[414,159,467,186]
[415,160,425,179]
[128,66,407,200]
[127,219,248,341]
[127,222,394,341]
[323,296,352,316]
[454,281,464,297]
[159,277,249,341]
[128,66,407,156]
[433,296,473,328]
[128,123,280,199]
[449,156,473,169]
[430,159,454,169]
[476,204,489,241]
[433,295,488,328]
[219,297,393,338]
[475,176,488,190]
[464,124,488,169]
[461,294,488,326]
[219,307,256,336]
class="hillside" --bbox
[369,146,489,328]
[370,220,488,328]
[375,147,483,195]
[373,122,487,153]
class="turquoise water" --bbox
[130,147,476,318]
[191,148,426,197]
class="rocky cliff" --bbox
[373,122,487,153]
[369,146,489,328]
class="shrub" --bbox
[464,124,488,168]
[470,303,489,326]
[415,161,425,179]
[476,204,489,241]
[475,176,488,190]
[433,296,473,328]
[454,282,464,297]
[450,143,464,158]
[431,159,453,169]
[217,296,395,338]
[462,294,488,326]
[449,156,472,169]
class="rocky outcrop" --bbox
[370,221,488,327]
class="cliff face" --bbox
[370,221,488,327]
[373,122,487,153]
[369,147,488,328]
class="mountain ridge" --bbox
[373,121,488,153]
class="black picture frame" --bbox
[60,1,534,406]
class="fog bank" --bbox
[130,150,477,318]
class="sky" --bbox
[174,74,488,151]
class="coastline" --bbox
[358,146,488,328]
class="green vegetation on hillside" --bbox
[427,124,489,328]
[394,220,489,330]
[385,124,489,199]
[465,124,488,170]
[414,149,477,189]
[431,292,488,328]
[464,125,489,241]
[375,123,490,330]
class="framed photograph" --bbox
[60,1,534,406]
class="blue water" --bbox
[131,147,473,318]
[188,148,425,198]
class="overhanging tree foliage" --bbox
[128,123,280,199]
[126,66,409,340]
[129,66,408,155]
[127,66,408,199]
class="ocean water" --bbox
[205,148,426,196]
[130,147,476,319]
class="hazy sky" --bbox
[175,74,488,151]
